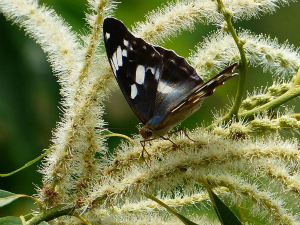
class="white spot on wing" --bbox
[148,67,155,75]
[122,49,127,57]
[136,65,145,85]
[105,32,110,40]
[111,52,119,72]
[110,59,117,76]
[131,84,138,99]
[116,46,123,67]
[123,39,129,47]
[158,81,173,94]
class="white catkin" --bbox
[132,0,295,44]
[190,30,300,79]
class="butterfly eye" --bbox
[140,127,154,139]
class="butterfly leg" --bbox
[140,139,155,168]
[167,128,198,142]
[159,136,191,157]
[160,135,177,147]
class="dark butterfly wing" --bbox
[151,62,239,135]
[152,46,204,120]
[103,17,163,124]
[103,17,238,138]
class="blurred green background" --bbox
[0,0,299,218]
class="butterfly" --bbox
[103,17,238,140]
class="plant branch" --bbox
[206,0,248,130]
[239,86,300,120]
[26,205,74,225]
[74,213,92,225]
[217,0,248,118]
[293,113,300,120]
[293,67,300,86]
[144,193,197,225]
[0,148,50,177]
[201,175,225,224]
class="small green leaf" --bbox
[0,190,19,207]
[0,216,22,225]
[38,222,50,225]
[211,190,242,225]
[0,189,39,208]
[202,176,242,225]
[23,213,34,221]
[0,189,16,198]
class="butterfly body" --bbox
[103,17,238,139]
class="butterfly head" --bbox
[140,119,171,139]
[140,126,154,139]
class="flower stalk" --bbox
[216,0,248,120]
[240,85,300,120]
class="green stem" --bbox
[74,213,92,225]
[237,201,247,224]
[144,193,197,225]
[26,205,74,225]
[225,20,248,117]
[103,133,135,145]
[293,113,300,120]
[207,86,300,130]
[206,0,248,129]
[144,194,181,222]
[0,148,50,177]
[293,67,300,86]
[201,176,222,222]
[239,86,300,120]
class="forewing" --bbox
[103,18,163,124]
[153,46,204,119]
